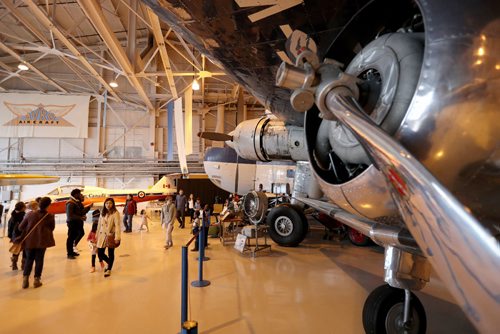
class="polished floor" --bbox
[0,218,476,334]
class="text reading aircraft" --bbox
[145,1,500,333]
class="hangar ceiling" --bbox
[0,0,264,179]
[0,0,261,109]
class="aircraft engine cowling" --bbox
[228,117,308,162]
[301,32,425,221]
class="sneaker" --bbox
[190,248,198,252]
[164,245,170,250]
[104,269,111,277]
[67,255,77,259]
[73,252,80,256]
[90,267,96,273]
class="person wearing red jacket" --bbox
[122,194,137,233]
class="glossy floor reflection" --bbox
[0,220,476,334]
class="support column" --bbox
[127,0,137,72]
[149,109,157,159]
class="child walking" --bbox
[138,209,149,232]
[87,209,104,273]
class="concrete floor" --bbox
[0,218,476,334]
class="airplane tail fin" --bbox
[150,176,174,192]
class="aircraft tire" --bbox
[347,227,371,246]
[266,205,308,247]
[362,284,426,334]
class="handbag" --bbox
[9,213,49,255]
[106,232,120,248]
[9,242,23,255]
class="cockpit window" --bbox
[59,185,84,195]
[47,188,59,196]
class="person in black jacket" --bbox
[66,189,91,259]
[8,201,26,270]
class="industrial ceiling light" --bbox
[17,63,29,71]
[109,81,118,88]
[192,78,200,91]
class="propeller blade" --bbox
[197,131,233,141]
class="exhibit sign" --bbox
[0,93,90,138]
[234,233,247,253]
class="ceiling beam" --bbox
[135,72,226,77]
[146,8,177,99]
[127,0,137,71]
[0,59,47,92]
[23,0,122,101]
[4,0,50,46]
[77,0,154,110]
[0,40,67,92]
[5,2,95,93]
[173,31,202,69]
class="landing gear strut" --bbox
[362,246,430,333]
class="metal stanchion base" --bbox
[181,320,199,334]
[196,256,210,261]
[191,280,211,287]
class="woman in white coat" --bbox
[96,198,121,277]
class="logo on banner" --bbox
[3,102,76,127]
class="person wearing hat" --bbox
[87,209,104,273]
[65,188,92,259]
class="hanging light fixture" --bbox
[17,63,29,71]
[109,81,119,88]
[192,78,200,91]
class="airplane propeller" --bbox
[197,131,233,142]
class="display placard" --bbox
[234,233,247,253]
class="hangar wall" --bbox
[0,95,263,202]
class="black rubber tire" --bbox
[348,227,371,246]
[266,205,308,247]
[362,284,427,334]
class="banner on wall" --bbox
[0,93,90,138]
[184,87,193,155]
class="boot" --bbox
[34,277,42,288]
[22,276,29,289]
[11,256,18,270]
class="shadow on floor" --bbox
[319,247,477,334]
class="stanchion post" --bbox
[197,225,209,261]
[181,246,188,326]
[191,228,210,288]
[182,320,198,334]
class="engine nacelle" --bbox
[228,117,308,162]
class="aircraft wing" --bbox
[0,174,60,186]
